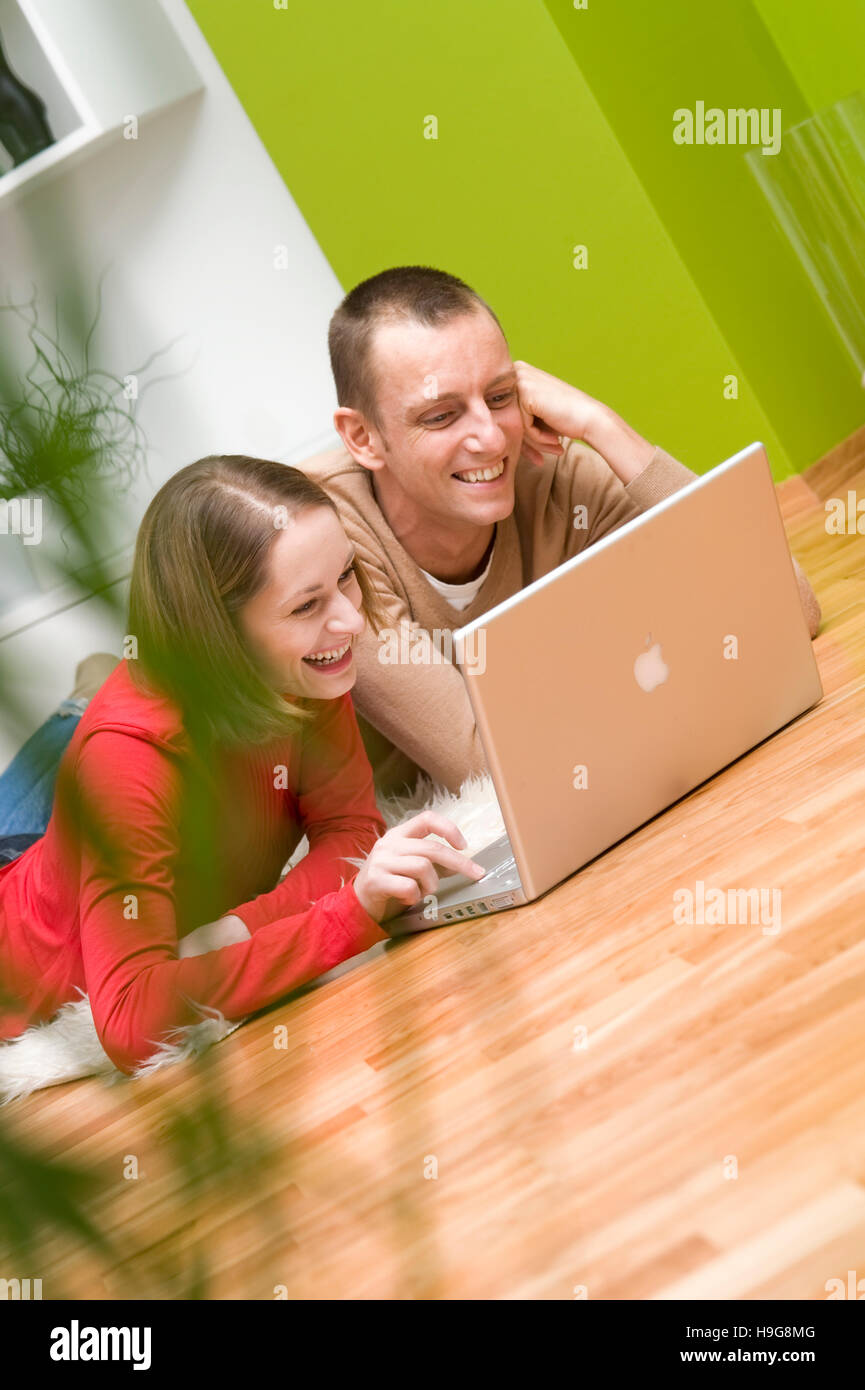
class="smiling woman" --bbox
[0,454,485,1073]
[126,455,380,740]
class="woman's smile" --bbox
[302,638,354,674]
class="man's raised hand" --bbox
[514,360,605,467]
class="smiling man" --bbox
[300,266,821,796]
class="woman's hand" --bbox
[514,359,607,467]
[353,812,487,923]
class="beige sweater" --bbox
[300,441,821,795]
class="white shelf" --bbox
[0,124,94,196]
[0,0,203,206]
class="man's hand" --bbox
[514,359,656,484]
[514,360,606,467]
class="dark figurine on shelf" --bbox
[0,25,54,168]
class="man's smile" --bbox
[453,457,507,486]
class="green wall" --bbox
[754,0,865,112]
[187,0,864,480]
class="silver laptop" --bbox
[387,442,823,934]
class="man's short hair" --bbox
[328,266,504,431]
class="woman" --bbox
[0,456,484,1073]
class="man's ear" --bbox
[334,407,386,473]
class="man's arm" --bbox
[347,437,698,795]
[516,362,822,639]
[349,552,488,795]
[790,556,821,639]
[579,424,822,639]
[574,400,656,486]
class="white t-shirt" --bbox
[419,535,495,613]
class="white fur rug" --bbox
[0,774,502,1103]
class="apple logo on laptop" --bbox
[634,633,669,692]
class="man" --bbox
[301,266,821,796]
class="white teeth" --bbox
[305,640,351,664]
[455,459,505,484]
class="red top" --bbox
[0,661,389,1073]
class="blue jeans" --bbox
[0,697,85,863]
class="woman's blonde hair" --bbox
[127,454,383,744]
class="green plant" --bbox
[0,264,287,1301]
[0,277,151,509]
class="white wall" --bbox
[0,0,345,771]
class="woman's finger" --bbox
[391,837,486,881]
[395,812,468,849]
[377,872,428,913]
[378,851,440,894]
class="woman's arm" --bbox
[225,693,386,934]
[75,730,387,1074]
[181,807,487,958]
[177,913,251,956]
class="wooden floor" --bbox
[5,426,865,1301]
